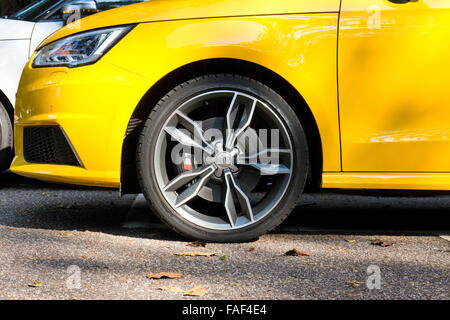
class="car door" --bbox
[338,0,450,172]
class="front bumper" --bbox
[11,58,151,188]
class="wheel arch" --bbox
[120,58,323,195]
[0,89,14,122]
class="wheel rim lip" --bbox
[0,113,4,143]
[153,89,294,231]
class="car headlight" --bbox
[33,25,134,68]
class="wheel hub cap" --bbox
[205,142,239,176]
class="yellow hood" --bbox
[39,0,339,48]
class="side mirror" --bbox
[61,0,99,25]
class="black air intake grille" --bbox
[23,126,82,167]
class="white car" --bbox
[0,0,146,170]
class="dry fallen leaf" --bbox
[346,293,362,297]
[184,286,207,297]
[28,281,43,288]
[371,239,394,247]
[345,239,356,243]
[146,272,183,279]
[57,231,74,237]
[158,286,184,293]
[345,280,361,288]
[284,249,310,257]
[187,241,207,247]
[175,252,216,257]
[248,247,256,252]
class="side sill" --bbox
[322,172,450,191]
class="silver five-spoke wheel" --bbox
[138,74,308,242]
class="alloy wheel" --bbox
[153,90,294,231]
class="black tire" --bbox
[0,101,13,171]
[137,74,308,242]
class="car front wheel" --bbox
[0,101,13,171]
[137,74,308,242]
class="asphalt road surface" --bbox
[0,171,448,300]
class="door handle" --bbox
[388,0,410,3]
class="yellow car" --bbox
[11,0,450,241]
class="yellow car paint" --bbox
[11,0,450,191]
[13,60,152,185]
[322,172,450,191]
[40,0,340,48]
[339,0,450,172]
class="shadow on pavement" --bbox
[279,189,450,236]
[1,171,449,240]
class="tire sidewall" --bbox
[138,75,308,242]
[0,101,13,171]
